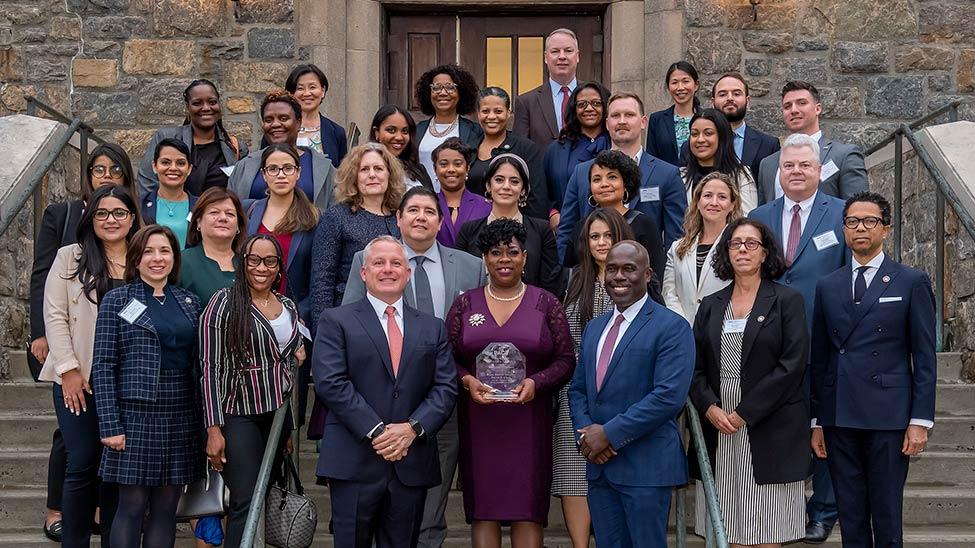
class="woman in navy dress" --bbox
[92,225,204,548]
[446,219,575,548]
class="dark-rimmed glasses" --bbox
[93,208,131,221]
[728,239,763,251]
[576,100,603,110]
[843,216,884,229]
[91,165,125,178]
[262,164,298,177]
[430,83,458,94]
[244,254,281,269]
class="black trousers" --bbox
[221,411,290,548]
[823,426,909,548]
[329,474,427,548]
[47,428,65,511]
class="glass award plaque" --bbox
[475,342,526,401]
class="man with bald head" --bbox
[568,241,694,548]
[514,28,581,151]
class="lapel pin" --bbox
[757,315,765,323]
[185,297,192,304]
[882,275,891,283]
[147,202,153,207]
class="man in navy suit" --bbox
[711,72,780,182]
[748,133,849,543]
[810,192,936,548]
[314,235,458,548]
[568,241,694,548]
[557,92,687,260]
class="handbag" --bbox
[176,463,226,520]
[265,451,318,548]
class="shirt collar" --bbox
[549,78,577,95]
[734,123,747,139]
[810,130,823,143]
[405,240,441,264]
[783,191,818,212]
[614,292,649,322]
[366,292,404,319]
[853,251,885,271]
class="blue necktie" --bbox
[854,266,869,304]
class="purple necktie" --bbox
[785,204,801,265]
[595,314,625,391]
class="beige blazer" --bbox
[39,245,99,383]
[662,235,731,325]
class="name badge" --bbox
[118,299,147,325]
[219,165,235,177]
[297,322,311,341]
[639,187,660,202]
[722,319,747,334]
[820,160,839,181]
[186,212,193,222]
[878,296,902,303]
[813,230,840,251]
[296,137,313,148]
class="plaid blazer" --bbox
[92,281,201,438]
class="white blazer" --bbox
[662,235,731,325]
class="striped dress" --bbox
[715,304,805,544]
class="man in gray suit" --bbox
[757,81,868,205]
[513,28,580,152]
[342,186,485,548]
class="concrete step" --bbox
[0,383,54,415]
[928,416,975,452]
[0,413,56,448]
[936,384,975,416]
[937,352,966,383]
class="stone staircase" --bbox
[0,352,972,546]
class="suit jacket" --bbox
[567,296,694,487]
[30,200,83,341]
[748,192,850,330]
[140,190,199,224]
[661,234,731,325]
[244,198,322,323]
[544,133,611,212]
[810,257,937,430]
[690,280,810,484]
[228,146,337,211]
[92,282,201,438]
[313,298,458,487]
[741,125,781,184]
[137,124,247,198]
[513,83,561,153]
[646,105,686,168]
[436,190,491,248]
[416,116,483,152]
[261,114,348,169]
[468,132,550,221]
[557,152,687,260]
[39,245,98,383]
[756,136,868,205]
[341,242,487,319]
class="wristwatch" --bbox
[368,423,386,441]
[409,418,425,437]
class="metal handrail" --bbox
[240,400,291,548]
[863,99,962,156]
[675,402,729,548]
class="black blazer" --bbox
[467,132,550,221]
[646,105,690,167]
[415,116,483,152]
[689,279,810,485]
[455,215,563,298]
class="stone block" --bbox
[71,91,138,125]
[122,39,195,76]
[14,27,47,44]
[685,31,741,74]
[727,3,796,31]
[203,40,243,61]
[25,56,69,82]
[744,59,770,77]
[235,0,293,24]
[0,28,10,47]
[744,101,782,137]
[112,128,156,160]
[742,31,792,54]
[795,39,829,52]
[136,78,193,123]
[819,87,864,119]
[684,0,724,28]
[927,73,951,93]
[49,16,81,41]
[86,40,121,58]
[224,62,290,94]
[66,0,129,13]
[0,5,44,25]
[958,50,975,93]
[0,47,23,81]
[72,58,118,87]
[224,121,254,151]
[225,95,255,114]
[895,46,955,72]
[83,16,148,39]
[775,57,829,83]
[152,0,227,37]
[747,79,771,98]
[831,42,888,73]
[919,2,975,44]
[0,84,37,112]
[828,121,899,152]
[247,28,295,59]
[812,0,918,41]
[346,0,381,52]
[865,76,924,119]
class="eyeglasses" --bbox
[576,100,603,110]
[244,254,281,268]
[93,208,131,221]
[843,216,884,229]
[430,83,458,94]
[728,239,763,251]
[262,164,298,177]
[91,165,125,178]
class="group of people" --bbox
[24,25,935,548]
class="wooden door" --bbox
[387,15,457,120]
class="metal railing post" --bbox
[685,402,729,548]
[936,189,945,352]
[893,132,903,262]
[240,402,290,548]
[675,486,687,547]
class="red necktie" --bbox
[595,314,625,391]
[785,204,801,265]
[559,86,571,129]
[385,306,402,377]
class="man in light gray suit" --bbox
[342,186,485,548]
[757,81,869,205]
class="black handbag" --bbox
[265,452,318,548]
[176,463,226,520]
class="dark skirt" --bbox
[100,368,205,486]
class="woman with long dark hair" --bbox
[40,184,142,547]
[682,108,758,213]
[544,82,611,229]
[137,79,246,197]
[646,61,701,167]
[200,234,304,547]
[414,63,483,186]
[554,208,633,548]
[369,104,433,189]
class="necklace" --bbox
[299,124,320,133]
[106,255,126,270]
[486,282,525,302]
[254,293,271,308]
[154,294,166,305]
[427,116,459,138]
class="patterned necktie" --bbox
[595,314,626,391]
[853,266,869,304]
[384,305,402,377]
[412,255,435,316]
[559,86,571,129]
[785,204,802,265]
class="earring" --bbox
[623,190,630,203]
[484,190,492,201]
[588,195,598,208]
[518,195,528,208]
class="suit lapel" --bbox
[247,199,267,235]
[740,281,775,366]
[663,106,677,156]
[602,299,653,389]
[794,195,828,261]
[741,126,759,169]
[440,244,459,317]
[354,299,395,381]
[769,198,785,246]
[585,312,610,390]
[286,230,303,270]
[397,307,420,385]
[708,286,732,365]
[844,258,900,342]
[819,138,833,165]
[628,154,656,209]
[539,87,559,139]
[131,284,156,334]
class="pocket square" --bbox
[878,296,902,303]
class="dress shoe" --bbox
[804,520,833,544]
[43,519,63,542]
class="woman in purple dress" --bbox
[446,219,575,548]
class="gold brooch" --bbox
[469,313,486,327]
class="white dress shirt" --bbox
[366,292,404,340]
[781,191,817,249]
[774,130,823,199]
[549,77,578,131]
[406,242,447,319]
[595,293,648,368]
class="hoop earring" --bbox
[623,190,630,203]
[484,190,492,201]
[588,195,598,208]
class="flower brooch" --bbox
[469,313,486,327]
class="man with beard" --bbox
[711,73,780,183]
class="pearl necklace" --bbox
[427,116,459,138]
[486,282,525,302]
